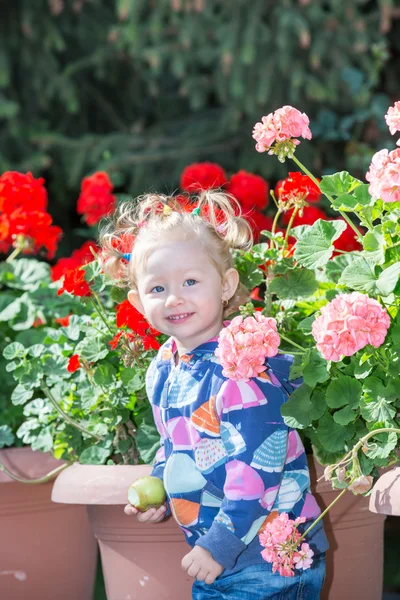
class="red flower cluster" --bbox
[67,354,81,373]
[0,171,62,258]
[333,219,362,253]
[275,172,321,203]
[57,267,92,297]
[282,205,327,227]
[77,171,116,226]
[115,300,160,349]
[226,170,269,210]
[52,240,97,281]
[180,162,228,192]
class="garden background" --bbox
[1,1,400,598]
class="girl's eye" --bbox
[150,285,164,293]
[184,279,197,287]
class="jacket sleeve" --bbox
[145,357,171,515]
[196,358,306,570]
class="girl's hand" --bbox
[181,546,223,585]
[124,503,168,523]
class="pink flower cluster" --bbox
[215,313,280,381]
[385,101,400,142]
[365,148,400,203]
[252,106,312,153]
[259,513,313,577]
[312,292,390,362]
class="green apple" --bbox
[127,476,166,511]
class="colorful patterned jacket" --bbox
[147,335,328,573]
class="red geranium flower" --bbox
[226,171,269,210]
[0,171,48,214]
[245,211,274,242]
[180,162,228,192]
[55,315,71,327]
[5,209,62,259]
[58,267,92,297]
[333,219,363,253]
[67,354,81,373]
[52,240,97,281]
[282,206,327,227]
[109,330,124,350]
[275,172,321,203]
[77,171,116,226]
[116,300,159,338]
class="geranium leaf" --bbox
[326,376,362,409]
[303,350,330,386]
[0,425,15,448]
[338,257,377,292]
[294,220,347,269]
[319,172,361,197]
[317,413,354,452]
[333,406,358,425]
[280,385,314,429]
[269,269,318,300]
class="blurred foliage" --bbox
[0,0,400,253]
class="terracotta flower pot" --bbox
[52,463,193,600]
[369,466,400,516]
[308,456,386,600]
[0,447,98,600]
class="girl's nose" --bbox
[165,293,184,308]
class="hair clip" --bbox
[163,204,173,216]
[122,253,131,262]
[216,223,226,234]
[137,220,146,228]
[191,206,201,216]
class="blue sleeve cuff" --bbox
[195,522,247,570]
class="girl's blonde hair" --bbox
[99,190,253,316]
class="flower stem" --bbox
[279,333,306,352]
[90,292,114,335]
[298,485,350,544]
[6,247,22,263]
[290,154,363,241]
[42,386,103,441]
[0,461,69,484]
[284,206,299,246]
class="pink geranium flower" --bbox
[311,292,390,362]
[252,106,312,157]
[215,313,280,381]
[259,513,310,577]
[293,543,314,570]
[385,101,400,141]
[365,148,400,203]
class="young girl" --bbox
[100,192,328,600]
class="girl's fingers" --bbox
[124,504,138,516]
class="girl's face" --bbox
[128,238,238,355]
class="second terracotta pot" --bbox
[52,463,193,600]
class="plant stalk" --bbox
[0,461,69,484]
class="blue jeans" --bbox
[192,553,326,600]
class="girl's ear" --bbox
[127,289,144,315]
[222,268,240,302]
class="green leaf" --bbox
[325,254,357,283]
[375,263,400,296]
[0,259,51,290]
[289,353,305,380]
[111,287,128,304]
[75,336,109,363]
[121,369,145,394]
[294,220,347,269]
[353,184,375,208]
[339,257,377,292]
[326,377,362,409]
[317,413,354,452]
[362,230,385,265]
[31,426,53,453]
[0,425,15,448]
[3,342,26,360]
[297,314,315,334]
[333,405,358,425]
[93,363,117,387]
[303,350,330,386]
[331,193,358,212]
[280,385,314,429]
[269,269,318,300]
[365,431,398,460]
[319,172,361,197]
[11,384,35,405]
[136,419,161,464]
[79,445,111,465]
[360,377,397,423]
